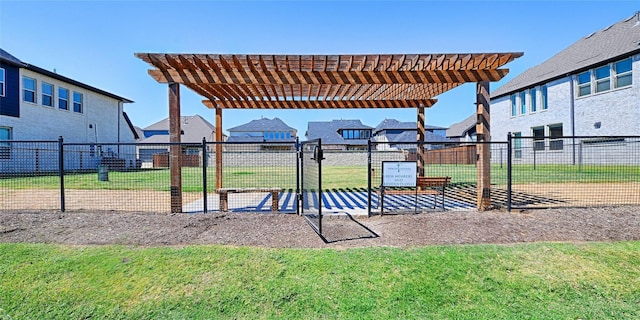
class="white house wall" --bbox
[490,54,640,165]
[1,69,135,172]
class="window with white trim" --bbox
[0,127,11,159]
[519,91,526,114]
[510,94,517,116]
[58,87,69,110]
[614,58,632,88]
[23,76,36,103]
[0,68,5,97]
[530,87,537,112]
[594,65,610,93]
[577,71,591,97]
[73,91,83,113]
[42,82,54,107]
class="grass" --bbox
[1,164,639,191]
[1,241,639,319]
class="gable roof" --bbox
[306,119,373,144]
[228,117,295,132]
[0,48,133,103]
[492,12,640,98]
[374,118,447,134]
[141,115,218,143]
[0,48,26,67]
[446,114,477,138]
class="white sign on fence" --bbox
[382,161,417,187]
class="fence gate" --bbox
[300,139,323,236]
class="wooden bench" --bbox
[378,176,451,214]
[216,188,281,212]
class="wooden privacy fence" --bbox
[408,145,477,165]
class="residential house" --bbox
[137,115,222,163]
[0,48,136,172]
[446,114,477,142]
[372,118,450,150]
[305,119,373,150]
[490,12,639,162]
[226,117,296,151]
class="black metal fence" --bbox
[301,139,322,235]
[1,135,639,213]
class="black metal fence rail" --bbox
[1,135,639,213]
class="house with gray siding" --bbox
[226,117,296,151]
[372,118,449,150]
[0,48,136,172]
[305,119,373,150]
[490,12,640,163]
[137,115,222,162]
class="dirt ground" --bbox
[1,206,639,248]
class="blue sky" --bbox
[1,1,638,136]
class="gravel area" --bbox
[2,206,639,248]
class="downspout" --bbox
[569,75,576,165]
[117,101,122,156]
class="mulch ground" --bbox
[2,206,639,248]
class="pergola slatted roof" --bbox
[135,53,522,109]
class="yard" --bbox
[1,207,640,319]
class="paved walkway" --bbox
[184,188,476,215]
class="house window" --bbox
[0,127,11,159]
[58,87,69,110]
[549,124,563,150]
[530,87,537,112]
[594,65,610,93]
[519,91,526,114]
[532,127,544,151]
[23,76,36,103]
[513,132,522,159]
[510,94,517,116]
[73,92,83,113]
[577,71,591,97]
[614,58,632,88]
[341,129,370,139]
[42,82,54,107]
[0,68,5,97]
[541,85,548,110]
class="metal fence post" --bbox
[202,137,208,213]
[367,139,372,217]
[296,137,301,215]
[506,133,512,212]
[58,136,65,212]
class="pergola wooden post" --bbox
[136,53,522,212]
[476,81,491,210]
[168,83,182,213]
[215,106,223,189]
[417,105,426,176]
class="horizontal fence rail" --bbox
[1,136,639,213]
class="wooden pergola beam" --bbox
[202,99,437,109]
[147,69,510,85]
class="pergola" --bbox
[135,52,523,213]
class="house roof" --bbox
[386,130,450,143]
[446,114,477,138]
[374,118,446,134]
[492,12,640,98]
[306,119,373,145]
[228,117,295,132]
[0,48,133,103]
[0,48,26,67]
[141,115,219,143]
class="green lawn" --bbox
[1,242,639,319]
[1,164,638,191]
